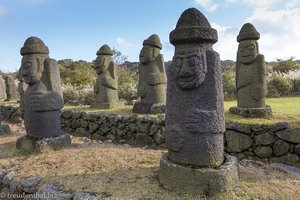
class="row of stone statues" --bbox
[0,74,19,101]
[13,6,280,196]
[91,21,271,118]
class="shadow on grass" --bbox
[39,163,300,200]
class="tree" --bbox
[112,47,128,65]
[58,59,95,87]
[273,57,300,74]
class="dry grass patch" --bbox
[1,125,300,199]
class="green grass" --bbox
[224,97,300,128]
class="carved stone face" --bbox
[238,40,258,64]
[173,50,207,89]
[20,55,42,85]
[139,45,156,64]
[94,55,110,74]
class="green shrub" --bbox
[63,85,80,104]
[118,66,138,101]
[59,59,95,87]
[291,78,300,95]
[222,66,236,101]
[267,76,292,97]
[82,90,95,105]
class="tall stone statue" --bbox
[16,36,71,152]
[133,34,167,114]
[4,75,19,101]
[0,75,6,100]
[91,44,124,109]
[229,23,272,118]
[159,8,238,195]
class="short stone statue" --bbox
[16,36,71,152]
[229,23,272,118]
[91,44,124,109]
[4,75,19,101]
[159,8,239,196]
[0,75,6,100]
[133,34,167,114]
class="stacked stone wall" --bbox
[1,105,299,164]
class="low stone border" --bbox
[0,170,104,199]
[1,105,300,165]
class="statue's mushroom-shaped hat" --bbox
[20,36,49,55]
[170,8,218,45]
[237,23,260,42]
[143,34,162,49]
[97,44,113,56]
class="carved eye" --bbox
[22,62,32,69]
[188,56,199,66]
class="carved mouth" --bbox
[178,75,196,82]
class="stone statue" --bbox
[0,75,6,100]
[159,8,238,195]
[17,71,27,116]
[91,44,124,109]
[133,34,167,114]
[16,36,71,152]
[229,23,272,118]
[4,75,19,101]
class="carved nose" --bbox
[179,59,192,77]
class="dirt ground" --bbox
[1,123,300,200]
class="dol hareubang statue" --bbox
[229,23,272,118]
[133,34,167,114]
[91,44,124,109]
[16,36,71,152]
[159,8,239,195]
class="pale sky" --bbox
[0,0,300,72]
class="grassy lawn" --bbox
[224,97,300,128]
[64,97,300,128]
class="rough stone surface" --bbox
[225,130,253,152]
[0,124,11,136]
[91,44,124,109]
[159,154,239,196]
[254,146,273,158]
[165,8,226,168]
[229,23,271,118]
[295,144,300,155]
[37,184,72,200]
[2,172,15,186]
[4,75,19,101]
[254,132,276,145]
[273,140,290,156]
[229,106,272,118]
[0,75,6,100]
[19,36,64,139]
[226,122,251,135]
[160,8,238,195]
[271,163,300,176]
[21,176,42,193]
[276,128,300,143]
[16,133,71,153]
[133,34,167,114]
[270,153,299,165]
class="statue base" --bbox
[91,101,125,109]
[16,132,71,153]
[229,106,272,118]
[159,154,239,196]
[132,102,165,114]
